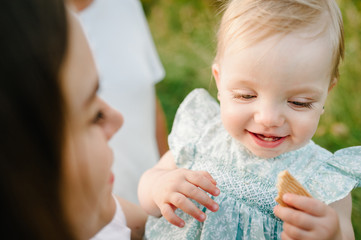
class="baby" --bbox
[138,0,361,239]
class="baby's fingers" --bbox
[169,192,207,223]
[182,182,219,212]
[274,205,314,231]
[282,193,326,217]
[160,203,185,228]
[282,222,313,240]
[198,170,217,185]
[186,171,220,197]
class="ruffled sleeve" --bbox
[168,89,220,168]
[329,146,361,187]
[304,146,361,204]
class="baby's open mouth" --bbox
[254,133,282,142]
[248,131,287,148]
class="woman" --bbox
[0,0,146,239]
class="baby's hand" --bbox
[152,168,220,228]
[274,193,342,240]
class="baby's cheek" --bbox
[222,115,242,136]
[294,118,319,144]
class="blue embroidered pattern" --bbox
[145,89,361,240]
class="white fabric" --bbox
[78,0,165,203]
[91,195,131,240]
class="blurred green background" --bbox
[141,0,361,237]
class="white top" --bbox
[91,195,131,240]
[78,0,165,203]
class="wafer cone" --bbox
[275,170,312,207]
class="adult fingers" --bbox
[282,193,326,217]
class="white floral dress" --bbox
[145,89,361,240]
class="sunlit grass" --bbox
[143,0,361,237]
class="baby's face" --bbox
[213,32,333,158]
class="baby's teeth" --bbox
[258,134,279,141]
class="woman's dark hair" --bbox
[0,0,74,238]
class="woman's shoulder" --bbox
[90,196,131,240]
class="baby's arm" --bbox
[138,150,220,227]
[329,194,354,240]
[274,193,354,240]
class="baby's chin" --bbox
[242,137,310,159]
[248,143,308,159]
[247,147,287,159]
[254,151,283,159]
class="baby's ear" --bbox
[328,77,337,92]
[212,63,220,90]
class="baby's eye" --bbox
[242,94,256,99]
[288,101,313,109]
[92,110,105,124]
[233,94,256,100]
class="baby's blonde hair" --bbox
[214,0,344,83]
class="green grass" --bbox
[142,0,361,237]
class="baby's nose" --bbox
[254,103,285,128]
